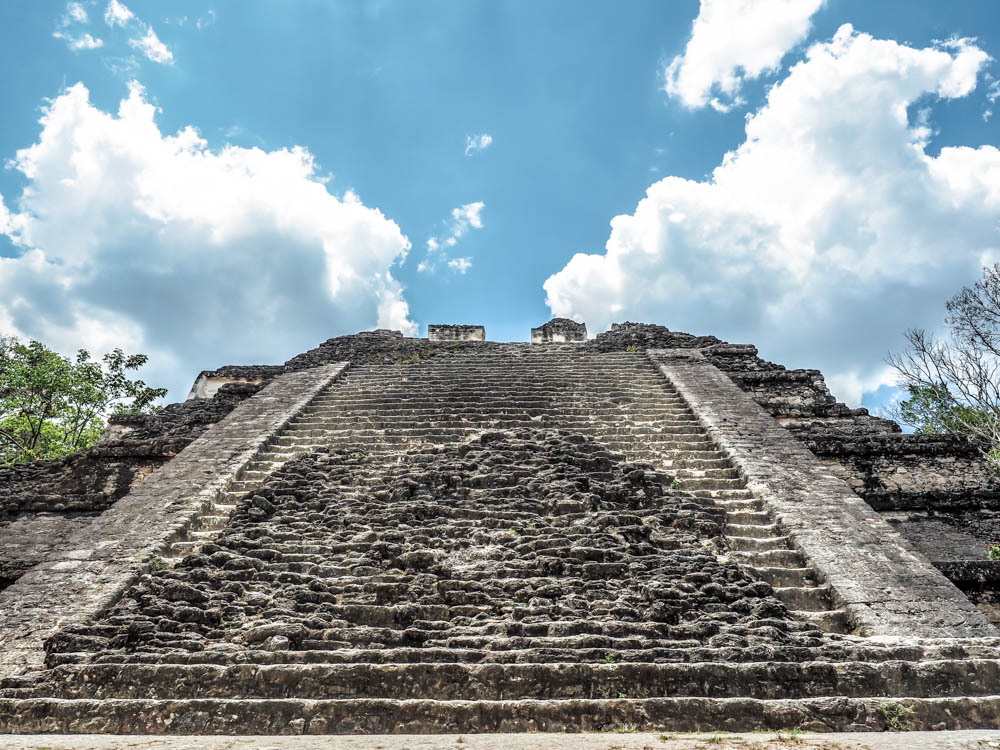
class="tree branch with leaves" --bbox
[0,337,166,465]
[887,264,1000,466]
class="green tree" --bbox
[887,263,1000,465]
[0,337,166,465]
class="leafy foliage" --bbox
[887,263,1000,465]
[0,337,166,465]
[896,382,991,436]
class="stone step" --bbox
[281,424,701,438]
[725,536,792,552]
[745,566,817,587]
[724,523,780,539]
[9,659,1000,702]
[54,637,1000,667]
[794,610,851,634]
[772,586,835,612]
[672,468,740,480]
[659,456,732,469]
[323,376,675,385]
[313,394,684,409]
[730,549,806,567]
[343,364,672,371]
[677,478,744,491]
[716,499,764,512]
[308,393,687,404]
[302,408,695,420]
[4,694,1000,733]
[687,489,754,500]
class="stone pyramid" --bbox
[2,321,1000,735]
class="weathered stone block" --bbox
[530,317,587,343]
[427,324,485,342]
[186,366,284,400]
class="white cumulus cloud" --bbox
[129,26,173,64]
[53,2,103,51]
[0,82,415,401]
[54,31,104,51]
[67,2,88,23]
[102,0,174,65]
[464,133,493,156]
[104,0,134,27]
[418,202,485,274]
[665,0,825,112]
[545,25,996,406]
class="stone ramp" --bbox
[0,363,347,681]
[650,348,995,639]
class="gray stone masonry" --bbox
[531,318,587,344]
[3,732,1000,750]
[649,348,995,638]
[427,325,486,342]
[0,363,347,681]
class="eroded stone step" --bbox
[10,659,1000,701]
[772,586,835,612]
[724,524,780,539]
[725,511,771,525]
[794,610,851,634]
[745,566,817,587]
[4,694,1000,733]
[52,636,1000,667]
[731,549,806,567]
[726,536,792,552]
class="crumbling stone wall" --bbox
[587,322,722,352]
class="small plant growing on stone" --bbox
[773,733,804,744]
[880,700,912,731]
[602,652,616,664]
[609,722,637,733]
[148,553,167,572]
[989,544,1000,561]
[625,344,637,353]
[670,478,681,489]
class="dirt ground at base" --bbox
[1,732,1000,750]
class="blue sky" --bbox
[1,1,1000,409]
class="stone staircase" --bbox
[3,347,1000,734]
[165,349,846,632]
